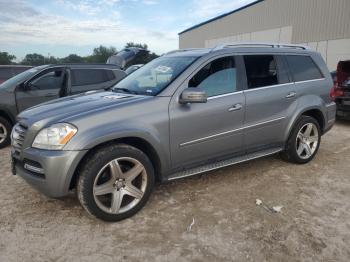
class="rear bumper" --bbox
[324,102,336,134]
[11,147,87,198]
[336,101,350,118]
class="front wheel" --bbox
[77,144,155,222]
[0,117,12,149]
[282,116,321,164]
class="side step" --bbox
[168,147,283,181]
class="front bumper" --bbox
[11,147,87,198]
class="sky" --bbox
[0,0,255,61]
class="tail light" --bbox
[330,86,345,101]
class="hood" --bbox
[18,91,149,127]
[106,47,148,69]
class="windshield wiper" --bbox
[112,88,139,95]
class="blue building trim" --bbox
[178,0,265,35]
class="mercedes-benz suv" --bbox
[11,43,336,221]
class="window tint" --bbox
[285,55,323,82]
[30,70,63,90]
[189,56,237,97]
[0,68,13,79]
[72,69,113,86]
[244,55,279,89]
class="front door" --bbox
[16,67,65,112]
[169,55,246,170]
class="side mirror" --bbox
[179,88,207,104]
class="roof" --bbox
[36,63,122,69]
[178,0,264,35]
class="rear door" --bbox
[69,68,118,94]
[169,55,246,170]
[16,67,65,112]
[243,55,296,152]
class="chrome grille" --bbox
[11,123,28,152]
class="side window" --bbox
[189,56,237,97]
[29,69,63,90]
[285,55,323,82]
[71,69,111,86]
[244,55,279,89]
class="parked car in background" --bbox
[0,64,126,148]
[125,64,143,75]
[11,43,336,221]
[330,60,350,119]
[107,47,148,69]
[0,65,32,84]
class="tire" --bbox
[77,144,155,222]
[0,117,12,149]
[282,116,321,164]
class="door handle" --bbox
[286,91,296,98]
[228,103,243,112]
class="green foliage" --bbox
[86,45,117,63]
[60,54,85,63]
[0,52,16,65]
[22,53,46,66]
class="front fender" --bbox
[64,123,171,176]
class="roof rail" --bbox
[164,48,205,55]
[211,42,311,51]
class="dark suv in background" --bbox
[330,60,350,119]
[0,64,126,148]
[0,65,32,84]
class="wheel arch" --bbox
[69,136,163,190]
[284,106,326,144]
[0,108,15,126]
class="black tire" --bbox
[281,116,321,164]
[0,117,12,149]
[77,143,155,222]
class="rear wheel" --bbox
[77,144,155,222]
[282,116,321,164]
[0,117,12,149]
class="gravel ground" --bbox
[1,121,350,262]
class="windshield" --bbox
[112,56,198,96]
[0,65,46,90]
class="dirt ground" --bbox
[0,121,350,262]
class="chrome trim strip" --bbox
[294,78,325,84]
[244,82,291,92]
[24,164,45,174]
[180,116,286,147]
[168,148,282,181]
[207,91,243,100]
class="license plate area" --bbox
[343,100,350,106]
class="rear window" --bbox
[285,55,323,82]
[71,69,115,86]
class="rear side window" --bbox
[244,55,279,89]
[285,55,323,82]
[71,69,114,86]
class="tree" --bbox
[60,54,85,63]
[0,52,16,65]
[21,53,46,66]
[86,45,117,63]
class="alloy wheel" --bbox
[296,123,319,160]
[93,157,147,214]
[0,123,7,144]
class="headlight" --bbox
[32,123,77,150]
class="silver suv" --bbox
[11,43,336,221]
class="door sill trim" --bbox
[167,147,283,181]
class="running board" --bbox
[168,147,283,181]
